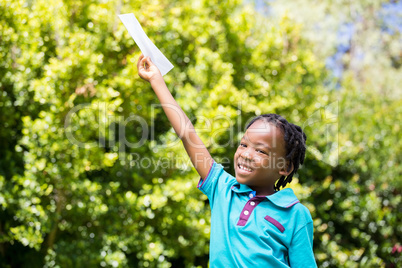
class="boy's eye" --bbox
[257,149,267,155]
[239,143,247,148]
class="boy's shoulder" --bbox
[291,201,313,221]
[267,188,313,221]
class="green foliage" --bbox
[0,0,400,267]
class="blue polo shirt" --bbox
[197,161,317,267]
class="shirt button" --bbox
[249,193,254,198]
[244,210,249,216]
[250,201,255,206]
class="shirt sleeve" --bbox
[197,161,235,207]
[288,222,317,268]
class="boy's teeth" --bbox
[239,165,252,172]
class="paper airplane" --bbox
[118,13,174,76]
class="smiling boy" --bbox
[137,55,317,267]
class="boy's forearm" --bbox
[137,55,212,178]
[150,77,193,138]
[149,77,212,178]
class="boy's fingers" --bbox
[137,54,145,69]
[145,56,153,66]
[140,58,149,72]
[137,59,143,72]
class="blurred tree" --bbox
[268,0,402,97]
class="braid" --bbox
[246,114,307,191]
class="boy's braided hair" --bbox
[246,114,307,191]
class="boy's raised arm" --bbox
[137,55,213,179]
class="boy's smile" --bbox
[234,120,290,196]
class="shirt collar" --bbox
[266,188,300,208]
[231,184,300,208]
[231,183,253,193]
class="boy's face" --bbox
[234,120,289,196]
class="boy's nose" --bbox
[241,150,252,160]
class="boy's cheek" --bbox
[260,158,275,170]
[276,157,287,170]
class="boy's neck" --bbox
[253,186,276,196]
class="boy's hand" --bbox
[137,54,162,83]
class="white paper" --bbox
[118,13,174,76]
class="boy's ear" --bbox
[279,162,294,176]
